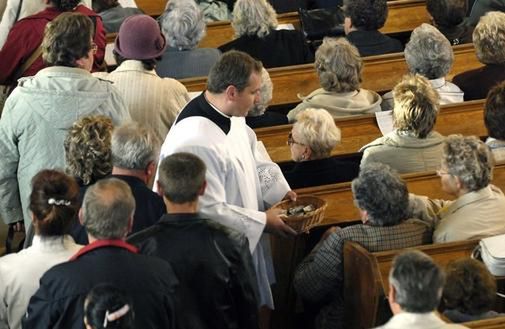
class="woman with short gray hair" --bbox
[410,135,505,243]
[381,24,464,111]
[453,11,505,100]
[283,108,358,188]
[361,74,445,173]
[218,0,313,68]
[287,37,381,122]
[156,0,221,79]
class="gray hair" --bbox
[158,152,206,203]
[351,162,409,226]
[248,67,273,116]
[393,74,439,138]
[443,135,493,191]
[207,50,263,93]
[315,37,362,93]
[159,0,206,50]
[389,250,445,313]
[473,11,505,65]
[405,24,454,79]
[293,108,341,159]
[231,0,278,38]
[111,122,161,170]
[82,178,135,239]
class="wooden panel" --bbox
[380,0,429,34]
[464,317,505,329]
[136,0,167,17]
[256,99,486,164]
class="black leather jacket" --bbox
[128,213,259,329]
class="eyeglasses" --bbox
[287,132,304,146]
[90,42,98,54]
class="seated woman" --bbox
[84,283,134,329]
[287,37,381,122]
[156,0,221,79]
[381,24,464,111]
[294,162,431,329]
[485,81,505,162]
[453,11,505,101]
[426,0,473,45]
[361,75,445,173]
[443,258,503,323]
[410,135,505,243]
[245,68,288,129]
[0,0,106,84]
[467,0,505,26]
[0,169,82,329]
[283,108,358,189]
[343,0,403,57]
[218,0,314,68]
[92,0,143,33]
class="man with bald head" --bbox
[24,178,180,329]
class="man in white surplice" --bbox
[156,50,297,309]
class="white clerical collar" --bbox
[205,93,231,119]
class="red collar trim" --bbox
[70,239,138,261]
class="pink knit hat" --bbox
[114,15,166,60]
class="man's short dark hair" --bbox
[42,12,94,67]
[207,50,263,93]
[426,0,467,27]
[485,81,505,140]
[389,250,445,313]
[344,0,388,30]
[158,152,206,203]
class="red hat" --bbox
[114,15,166,60]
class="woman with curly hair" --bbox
[0,0,106,84]
[218,0,313,68]
[443,258,504,322]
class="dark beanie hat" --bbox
[114,14,166,60]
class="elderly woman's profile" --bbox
[287,37,381,122]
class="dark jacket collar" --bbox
[70,239,138,261]
[159,212,203,224]
[175,92,231,134]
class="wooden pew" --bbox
[257,99,486,164]
[343,239,481,329]
[135,0,166,17]
[180,43,480,107]
[294,162,505,227]
[464,317,505,329]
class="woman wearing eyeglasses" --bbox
[410,135,505,243]
[282,108,359,189]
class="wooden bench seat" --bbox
[464,317,505,329]
[257,99,486,164]
[180,43,480,107]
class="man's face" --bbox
[232,71,261,117]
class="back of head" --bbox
[42,12,94,67]
[84,283,134,329]
[443,258,497,316]
[160,0,205,50]
[29,169,79,237]
[64,115,113,186]
[293,108,341,159]
[405,24,454,79]
[50,0,81,11]
[473,11,505,65]
[343,0,388,30]
[232,0,278,38]
[485,81,505,141]
[248,67,273,116]
[114,14,166,62]
[315,37,362,93]
[390,250,445,313]
[443,135,493,191]
[351,162,409,226]
[92,0,119,13]
[207,50,263,93]
[426,0,467,27]
[111,122,161,171]
[158,152,206,204]
[82,178,135,239]
[392,74,439,138]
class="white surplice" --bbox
[157,102,290,308]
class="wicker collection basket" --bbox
[272,195,327,233]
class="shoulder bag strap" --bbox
[11,44,43,83]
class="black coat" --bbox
[128,213,259,329]
[452,64,505,101]
[346,30,403,57]
[246,111,288,129]
[23,240,179,329]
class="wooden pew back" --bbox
[464,317,505,329]
[136,0,166,17]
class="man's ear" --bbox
[126,214,134,235]
[156,180,164,197]
[198,180,207,196]
[78,207,85,225]
[225,85,238,101]
[145,161,156,179]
